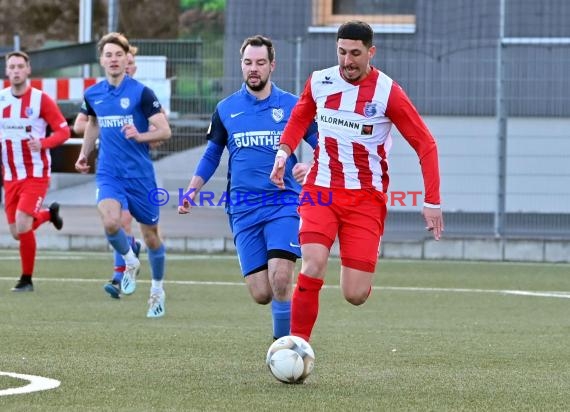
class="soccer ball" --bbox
[266,335,315,383]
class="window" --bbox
[313,0,416,32]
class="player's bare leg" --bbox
[339,266,374,306]
[245,270,272,304]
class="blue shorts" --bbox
[96,175,160,225]
[229,205,301,276]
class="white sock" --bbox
[123,249,138,266]
[151,280,164,295]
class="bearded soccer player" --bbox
[178,35,317,340]
[270,21,444,342]
[0,51,70,292]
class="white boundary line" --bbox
[0,277,568,299]
[1,251,568,299]
[0,371,60,396]
[0,254,238,261]
[1,251,570,266]
[378,286,570,299]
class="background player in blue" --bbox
[74,32,171,318]
[73,45,141,298]
[178,35,318,339]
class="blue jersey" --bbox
[83,76,163,178]
[205,83,317,215]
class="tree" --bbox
[119,0,180,39]
[180,0,225,12]
[0,0,224,50]
[0,0,106,50]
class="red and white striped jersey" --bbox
[280,66,441,205]
[2,78,101,102]
[0,86,70,181]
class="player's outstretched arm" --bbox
[123,112,171,144]
[74,153,90,174]
[75,116,99,174]
[422,207,444,240]
[178,140,224,214]
[73,113,88,136]
[149,109,168,149]
[146,111,171,143]
[27,137,43,152]
[270,146,291,189]
[38,94,71,149]
[292,162,311,184]
[178,176,205,214]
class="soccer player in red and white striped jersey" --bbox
[0,51,70,291]
[270,21,444,342]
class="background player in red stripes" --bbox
[0,51,70,291]
[270,21,444,342]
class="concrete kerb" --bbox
[1,233,569,263]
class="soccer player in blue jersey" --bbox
[73,46,141,299]
[74,32,171,318]
[178,35,318,340]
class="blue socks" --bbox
[106,229,130,256]
[148,243,166,281]
[271,299,291,339]
[107,231,166,285]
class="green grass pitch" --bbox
[0,250,569,411]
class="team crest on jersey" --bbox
[271,108,284,122]
[25,107,34,117]
[364,102,377,118]
[120,98,130,109]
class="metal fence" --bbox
[131,39,218,157]
[217,0,570,240]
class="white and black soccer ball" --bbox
[266,335,315,383]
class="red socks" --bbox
[32,209,51,230]
[291,273,324,342]
[19,230,36,276]
[20,208,50,275]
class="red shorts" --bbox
[3,177,49,224]
[298,186,387,272]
